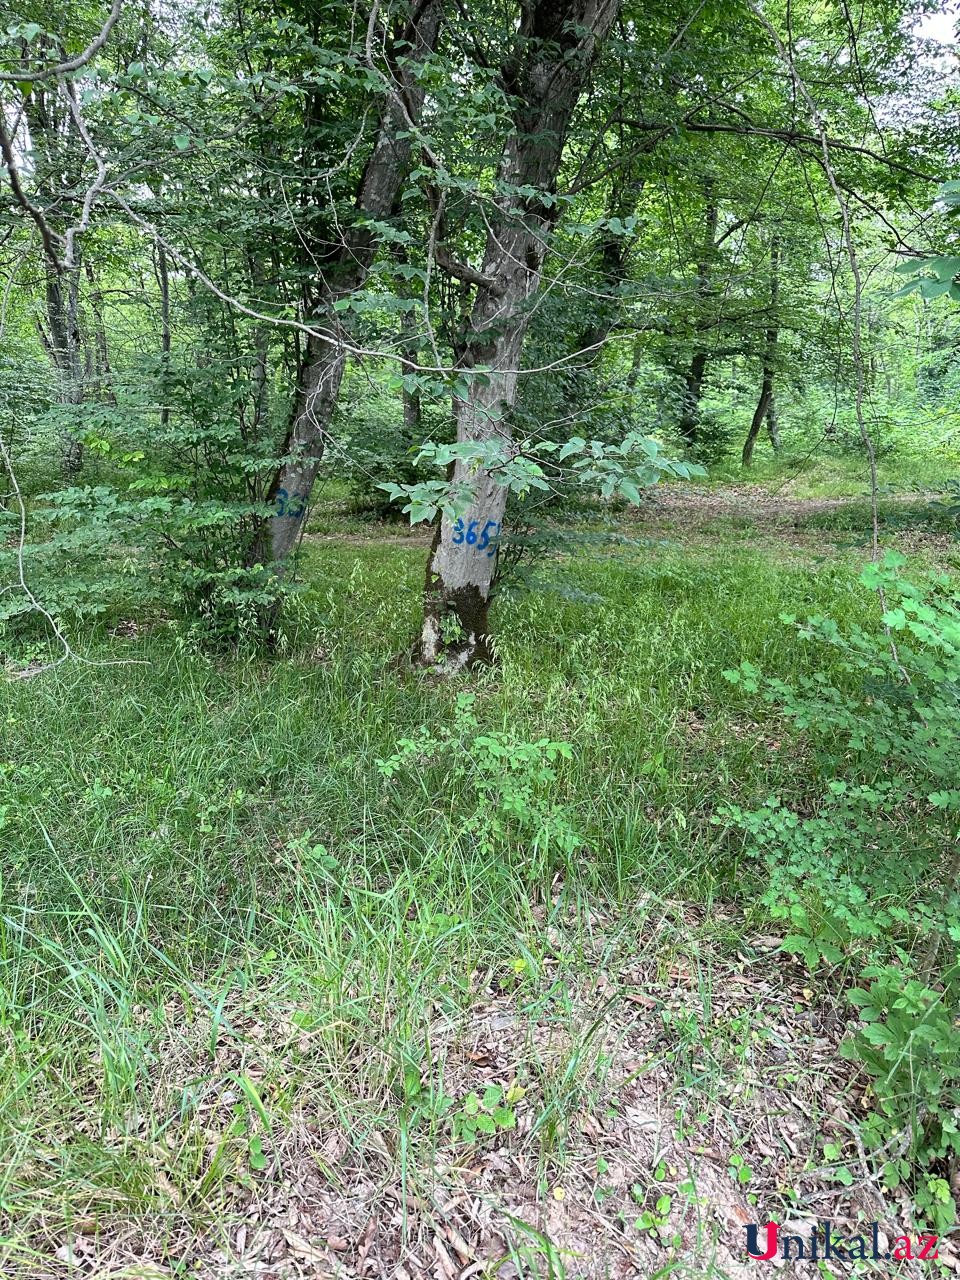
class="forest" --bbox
[1,0,960,1275]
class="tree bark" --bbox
[414,0,620,670]
[156,244,172,431]
[83,261,116,405]
[741,370,774,467]
[678,348,709,447]
[766,395,782,451]
[44,267,85,479]
[742,235,780,467]
[677,182,719,447]
[21,85,87,478]
[400,308,422,439]
[255,0,442,569]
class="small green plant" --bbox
[728,1152,752,1185]
[841,964,960,1234]
[722,553,960,1230]
[930,477,960,526]
[377,693,583,858]
[451,1084,518,1144]
[723,553,960,968]
[629,1182,674,1238]
[398,1069,522,1146]
[247,1135,268,1172]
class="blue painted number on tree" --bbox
[275,488,307,518]
[452,518,500,556]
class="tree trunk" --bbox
[677,183,719,447]
[45,268,85,479]
[414,0,620,670]
[742,235,780,468]
[678,349,708,447]
[156,244,172,431]
[400,307,422,438]
[741,372,774,467]
[574,171,645,358]
[397,247,423,438]
[83,261,116,405]
[766,395,782,451]
[22,85,87,478]
[255,0,442,570]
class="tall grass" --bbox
[0,530,904,1258]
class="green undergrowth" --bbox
[705,449,959,498]
[0,523,953,1255]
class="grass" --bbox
[0,501,956,1276]
[704,446,958,498]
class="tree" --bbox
[412,0,620,669]
[0,0,948,656]
[0,3,123,477]
[742,232,780,466]
[252,0,443,572]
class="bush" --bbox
[842,963,960,1234]
[0,350,287,649]
[722,553,960,1227]
[333,381,443,516]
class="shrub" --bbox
[0,355,285,648]
[722,553,960,1226]
[333,381,442,516]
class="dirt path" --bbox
[633,483,954,562]
[305,485,952,558]
[646,483,857,530]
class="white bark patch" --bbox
[418,614,440,663]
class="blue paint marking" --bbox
[275,488,307,518]
[452,518,500,556]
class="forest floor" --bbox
[1,462,957,1280]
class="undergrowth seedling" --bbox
[722,553,960,1231]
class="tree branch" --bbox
[0,0,122,83]
[613,115,936,181]
[0,116,64,268]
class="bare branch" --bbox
[60,76,109,269]
[748,1,910,684]
[611,115,936,181]
[0,0,122,84]
[0,115,65,268]
[434,244,499,289]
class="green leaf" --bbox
[235,1073,271,1127]
[173,133,191,151]
[918,279,953,300]
[931,255,960,281]
[558,437,585,461]
[481,1084,503,1109]
[492,1106,516,1129]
